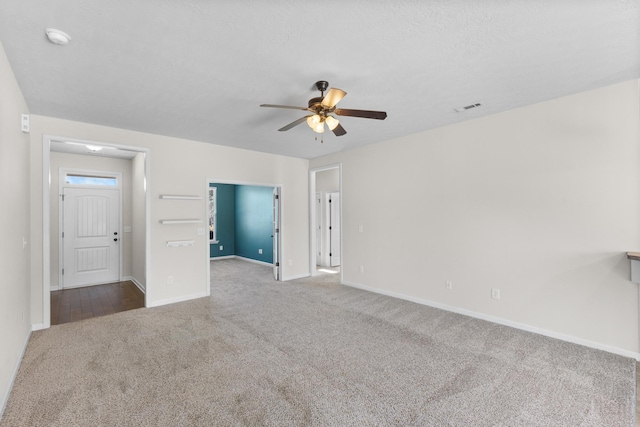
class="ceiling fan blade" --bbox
[334,108,387,120]
[331,123,347,136]
[278,116,311,132]
[260,104,309,111]
[321,88,347,108]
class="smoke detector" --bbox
[45,28,71,45]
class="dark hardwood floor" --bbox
[51,281,145,325]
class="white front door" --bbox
[62,187,120,288]
[328,192,341,267]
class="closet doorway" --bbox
[309,165,341,277]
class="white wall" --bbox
[49,152,134,288]
[132,152,146,290]
[0,41,31,416]
[310,80,640,356]
[29,116,310,323]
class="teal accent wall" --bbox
[209,184,274,264]
[235,185,274,263]
[209,184,235,258]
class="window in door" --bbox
[65,173,117,187]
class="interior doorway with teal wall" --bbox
[207,180,282,282]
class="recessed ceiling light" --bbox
[85,145,103,152]
[45,28,71,45]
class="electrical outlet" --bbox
[491,288,501,300]
[445,280,453,290]
[288,259,293,266]
[258,249,262,254]
[359,265,364,273]
[167,276,173,285]
[358,225,364,233]
[219,245,223,251]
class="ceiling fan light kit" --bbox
[260,80,387,139]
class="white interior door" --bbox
[272,187,280,280]
[329,192,341,267]
[63,187,120,288]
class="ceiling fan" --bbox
[260,80,387,137]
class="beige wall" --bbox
[311,80,640,356]
[29,116,310,323]
[49,152,134,288]
[132,152,147,290]
[0,41,31,414]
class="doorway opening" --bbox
[206,179,282,292]
[42,135,150,328]
[309,165,342,278]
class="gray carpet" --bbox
[1,259,635,426]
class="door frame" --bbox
[205,178,283,294]
[41,135,151,329]
[309,164,342,278]
[58,168,123,289]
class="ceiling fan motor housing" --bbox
[308,97,325,111]
[315,80,329,93]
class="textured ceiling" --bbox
[0,1,638,159]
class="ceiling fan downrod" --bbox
[315,80,329,97]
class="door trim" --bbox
[58,169,123,289]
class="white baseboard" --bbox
[210,255,235,261]
[128,277,146,294]
[147,291,208,308]
[31,323,46,331]
[283,273,310,281]
[342,280,640,361]
[1,328,31,419]
[234,256,273,267]
[50,285,60,291]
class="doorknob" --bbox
[114,238,118,242]
[114,232,118,235]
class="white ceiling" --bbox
[0,1,638,160]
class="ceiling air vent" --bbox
[454,102,482,113]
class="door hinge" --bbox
[61,194,65,202]
[62,231,64,238]
[275,228,279,233]
[329,198,332,203]
[329,253,332,257]
[275,262,280,267]
[62,268,64,275]
[329,226,332,230]
[274,194,279,200]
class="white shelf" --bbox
[159,219,202,224]
[159,195,202,200]
[167,240,195,247]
